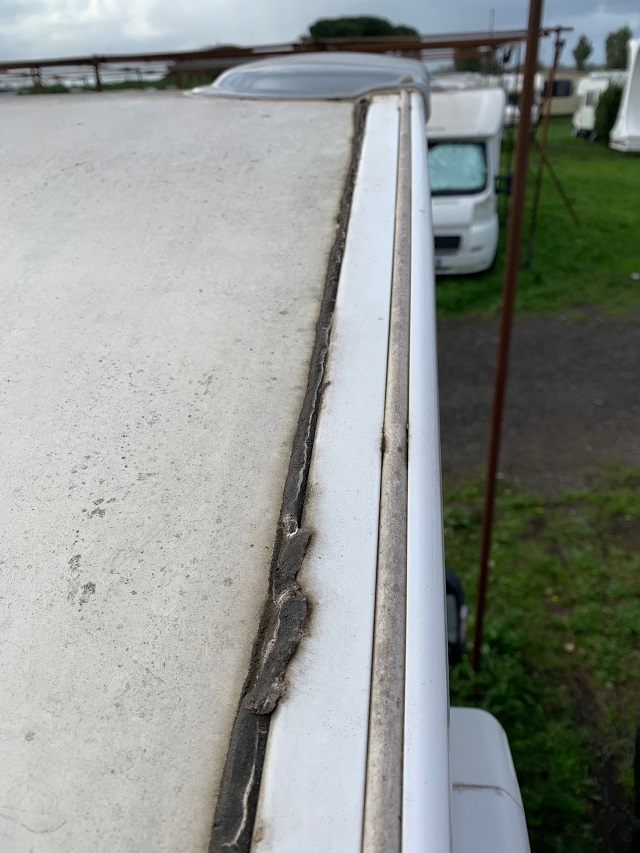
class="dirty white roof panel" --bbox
[0,92,354,853]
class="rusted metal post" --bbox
[532,139,580,227]
[93,59,102,91]
[525,27,564,266]
[472,0,545,672]
[31,67,43,93]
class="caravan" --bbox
[502,72,544,126]
[610,39,640,152]
[427,85,506,275]
[572,72,628,138]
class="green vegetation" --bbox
[306,15,418,39]
[446,469,640,852]
[453,47,498,74]
[606,26,633,70]
[17,70,218,96]
[573,35,594,71]
[166,71,215,89]
[18,82,74,94]
[595,84,624,143]
[18,79,172,95]
[437,118,640,317]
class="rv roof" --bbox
[500,72,545,93]
[0,90,356,853]
[430,72,501,91]
[426,87,506,140]
[577,71,628,93]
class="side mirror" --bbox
[495,173,513,195]
[446,570,468,666]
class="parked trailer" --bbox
[542,71,584,116]
[427,85,506,275]
[501,72,544,126]
[0,55,529,853]
[572,71,628,137]
[610,39,640,152]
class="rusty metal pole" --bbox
[31,67,43,93]
[471,0,545,672]
[93,59,102,92]
[525,27,564,266]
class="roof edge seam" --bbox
[208,98,370,853]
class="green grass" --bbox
[437,118,640,316]
[447,468,640,851]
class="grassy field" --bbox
[447,469,640,852]
[436,118,640,316]
[442,122,640,849]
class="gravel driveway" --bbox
[438,316,640,494]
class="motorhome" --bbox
[572,71,628,137]
[501,72,544,126]
[427,85,507,275]
[543,70,584,116]
[1,54,529,853]
[610,39,640,152]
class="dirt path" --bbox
[438,316,640,495]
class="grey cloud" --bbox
[0,0,637,64]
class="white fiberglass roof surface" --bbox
[0,92,354,852]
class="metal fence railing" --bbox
[0,30,563,93]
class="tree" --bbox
[307,16,419,39]
[605,26,632,69]
[453,47,482,73]
[572,35,593,70]
[453,47,500,74]
[594,83,623,142]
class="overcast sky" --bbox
[1,0,638,65]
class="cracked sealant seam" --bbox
[291,332,329,504]
[221,729,259,850]
[362,90,412,853]
[209,100,370,853]
[280,103,369,525]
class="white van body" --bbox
[502,72,544,126]
[1,59,529,853]
[572,71,628,136]
[610,40,640,152]
[427,86,506,275]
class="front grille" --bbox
[434,235,461,255]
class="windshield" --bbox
[428,142,487,196]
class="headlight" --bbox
[474,197,495,222]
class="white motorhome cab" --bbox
[1,55,529,853]
[427,86,506,275]
[572,72,628,137]
[610,39,640,152]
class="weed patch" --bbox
[446,471,640,851]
